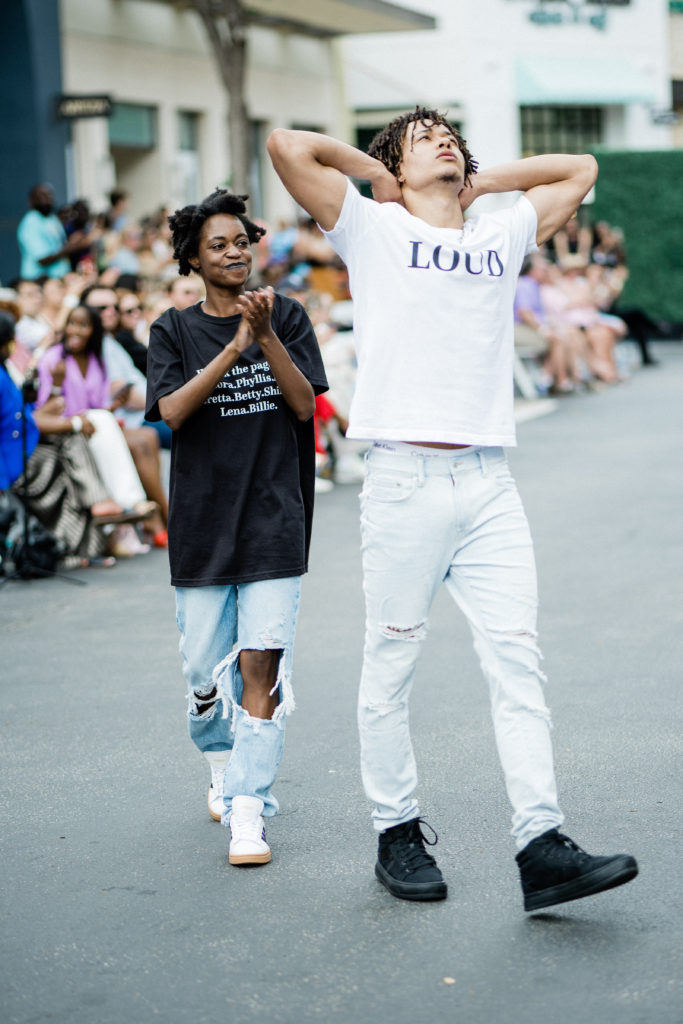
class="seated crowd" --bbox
[513,217,662,395]
[0,185,665,573]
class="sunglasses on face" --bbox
[120,306,141,314]
[89,303,118,312]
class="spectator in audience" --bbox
[168,276,204,311]
[266,220,298,283]
[291,218,348,301]
[0,292,22,330]
[63,271,91,310]
[539,262,605,386]
[591,220,625,268]
[116,292,148,374]
[0,311,128,568]
[40,277,70,334]
[82,283,147,376]
[35,304,159,554]
[64,199,99,273]
[514,255,580,393]
[552,215,592,267]
[0,292,35,383]
[13,279,54,355]
[586,247,660,367]
[560,256,625,383]
[311,298,358,418]
[107,190,130,232]
[109,225,144,277]
[16,184,83,281]
[80,286,170,533]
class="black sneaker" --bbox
[516,828,638,912]
[375,818,448,901]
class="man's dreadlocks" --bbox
[367,106,478,187]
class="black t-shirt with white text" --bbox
[145,296,328,587]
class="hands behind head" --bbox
[234,287,275,351]
[458,175,481,214]
[371,168,404,206]
[370,164,479,211]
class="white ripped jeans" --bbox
[358,443,564,849]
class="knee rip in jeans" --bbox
[380,620,426,643]
[366,698,408,719]
[485,663,552,728]
[510,698,553,728]
[211,640,295,729]
[189,684,219,719]
[489,626,542,657]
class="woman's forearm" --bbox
[258,330,315,422]
[33,409,78,435]
[158,343,242,430]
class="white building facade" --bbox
[59,0,434,223]
[342,0,675,169]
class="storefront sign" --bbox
[56,95,113,119]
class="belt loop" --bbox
[417,455,425,486]
[478,449,488,476]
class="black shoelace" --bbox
[387,819,439,870]
[544,830,591,863]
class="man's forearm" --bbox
[268,128,399,228]
[269,129,386,185]
[472,154,597,199]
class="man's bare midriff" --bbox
[407,441,470,449]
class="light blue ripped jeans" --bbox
[175,577,301,820]
[359,443,564,850]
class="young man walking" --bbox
[267,109,638,909]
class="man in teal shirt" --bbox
[17,184,74,280]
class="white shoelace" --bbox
[231,815,265,845]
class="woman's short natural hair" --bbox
[368,106,478,186]
[169,189,266,277]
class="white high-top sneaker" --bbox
[204,750,230,822]
[228,796,271,865]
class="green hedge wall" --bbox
[592,150,683,322]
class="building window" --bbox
[178,111,199,152]
[520,105,603,156]
[109,103,157,149]
[356,126,381,154]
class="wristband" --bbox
[71,415,83,434]
[50,386,63,397]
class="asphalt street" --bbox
[2,343,682,1024]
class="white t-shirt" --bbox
[322,181,538,446]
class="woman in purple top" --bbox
[36,306,157,541]
[37,305,109,415]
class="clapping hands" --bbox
[234,287,275,350]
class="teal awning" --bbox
[516,55,657,105]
